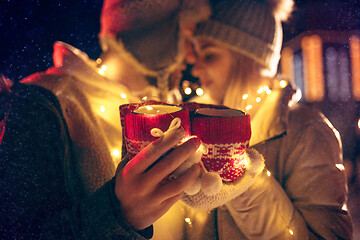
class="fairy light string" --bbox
[264,166,295,238]
[96,59,297,236]
[182,79,296,237]
[94,58,131,162]
[94,60,349,237]
[243,79,287,112]
[242,78,296,238]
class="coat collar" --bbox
[250,84,297,147]
[22,41,161,102]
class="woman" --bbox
[172,0,353,239]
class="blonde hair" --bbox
[223,51,267,109]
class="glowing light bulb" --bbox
[342,204,348,211]
[98,69,104,75]
[335,164,345,171]
[100,105,106,112]
[280,80,287,88]
[146,106,153,111]
[184,218,192,225]
[257,87,264,94]
[112,149,120,157]
[184,87,192,95]
[245,105,252,111]
[96,58,102,65]
[101,65,107,71]
[121,93,127,99]
[289,229,294,235]
[264,85,270,91]
[142,96,148,101]
[256,97,261,102]
[266,89,272,95]
[357,118,360,130]
[242,94,249,100]
[267,170,271,177]
[199,143,205,154]
[244,159,249,166]
[196,88,204,96]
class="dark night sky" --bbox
[1,0,360,82]
[0,0,103,81]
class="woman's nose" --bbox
[184,40,204,78]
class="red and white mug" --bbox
[191,108,251,182]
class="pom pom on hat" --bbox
[266,0,294,21]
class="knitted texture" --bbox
[124,104,191,159]
[182,148,265,209]
[192,108,251,181]
[195,0,293,76]
[120,100,177,158]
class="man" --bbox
[0,0,210,239]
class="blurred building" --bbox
[281,0,360,184]
[279,2,360,237]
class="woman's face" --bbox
[188,39,233,103]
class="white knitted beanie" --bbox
[194,0,294,76]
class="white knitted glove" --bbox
[181,148,265,209]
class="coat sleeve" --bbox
[41,179,153,240]
[0,84,152,240]
[223,115,353,239]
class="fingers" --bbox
[150,165,202,224]
[155,163,201,201]
[145,137,201,183]
[129,192,184,230]
[124,128,185,175]
[113,136,202,231]
[156,193,184,219]
[115,154,130,176]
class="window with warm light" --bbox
[301,35,325,102]
[350,36,360,101]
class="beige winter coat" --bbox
[153,90,353,239]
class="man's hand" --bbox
[114,128,201,230]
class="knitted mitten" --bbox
[123,104,191,159]
[181,148,265,209]
[191,108,251,195]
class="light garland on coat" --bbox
[95,60,296,237]
[234,79,296,238]
[95,58,131,163]
[242,79,288,112]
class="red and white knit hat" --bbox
[99,0,211,99]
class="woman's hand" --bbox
[114,128,201,230]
